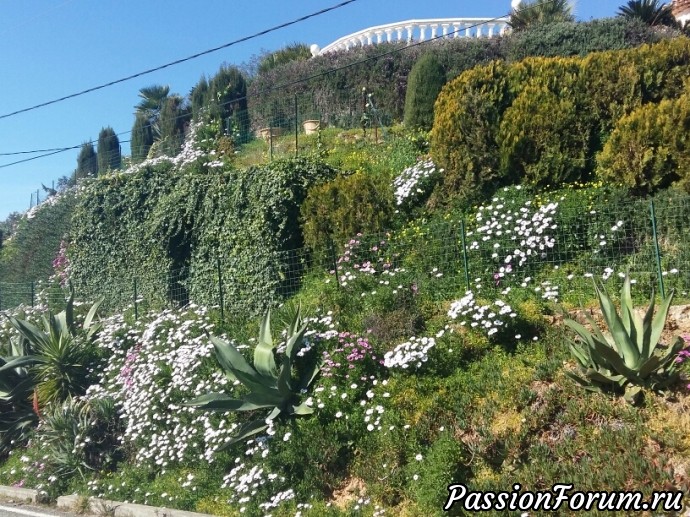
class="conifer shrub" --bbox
[596,93,690,194]
[300,172,395,254]
[403,53,447,131]
[430,61,513,203]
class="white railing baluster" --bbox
[319,17,510,54]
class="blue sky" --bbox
[0,0,621,220]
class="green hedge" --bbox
[247,18,661,131]
[431,37,690,205]
[69,158,337,314]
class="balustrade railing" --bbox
[318,17,509,55]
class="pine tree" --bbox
[131,114,154,163]
[97,126,121,173]
[404,53,447,131]
[75,142,98,180]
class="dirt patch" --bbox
[331,477,367,510]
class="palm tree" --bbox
[617,0,678,27]
[134,85,170,122]
[508,0,575,31]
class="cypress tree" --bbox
[75,142,98,180]
[404,53,447,131]
[208,65,249,142]
[97,126,121,173]
[158,95,189,156]
[191,76,209,119]
[131,114,154,163]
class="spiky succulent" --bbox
[186,307,321,447]
[565,276,684,403]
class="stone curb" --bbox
[56,494,213,517]
[0,485,45,504]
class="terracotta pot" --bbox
[302,120,321,135]
[258,127,283,140]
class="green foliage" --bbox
[206,65,250,143]
[0,191,75,287]
[258,43,312,75]
[505,18,662,62]
[430,60,512,203]
[7,290,102,407]
[186,308,321,447]
[300,171,395,253]
[75,142,97,180]
[508,0,575,31]
[431,37,690,204]
[497,58,593,187]
[0,334,38,457]
[97,127,121,174]
[403,53,447,131]
[596,93,690,194]
[70,157,337,314]
[36,396,123,480]
[618,0,679,27]
[130,114,154,163]
[157,95,188,156]
[565,276,685,403]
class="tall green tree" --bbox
[617,0,678,27]
[404,53,447,130]
[75,142,98,180]
[158,95,189,156]
[131,113,154,163]
[508,0,575,30]
[97,126,121,173]
[208,65,249,142]
[190,76,209,119]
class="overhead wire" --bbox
[0,0,360,121]
[0,1,545,171]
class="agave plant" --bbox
[565,276,684,403]
[4,289,103,408]
[186,307,321,447]
[0,335,39,457]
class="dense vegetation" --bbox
[2,17,690,517]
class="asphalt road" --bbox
[0,502,77,517]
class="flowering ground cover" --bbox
[2,129,690,516]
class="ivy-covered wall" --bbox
[68,158,337,314]
[0,192,76,284]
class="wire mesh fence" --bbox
[5,191,690,320]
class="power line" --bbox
[0,0,359,122]
[0,2,540,170]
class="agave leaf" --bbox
[624,386,642,405]
[184,393,274,412]
[568,341,591,368]
[287,304,302,339]
[637,354,663,379]
[277,356,293,397]
[565,370,602,392]
[584,368,626,387]
[254,311,277,379]
[582,313,610,348]
[9,317,49,351]
[589,338,638,381]
[285,324,308,360]
[83,298,104,334]
[564,319,597,351]
[297,360,323,392]
[291,402,315,415]
[211,336,254,382]
[648,289,675,358]
[0,355,42,373]
[619,277,644,354]
[595,282,639,368]
[223,419,270,448]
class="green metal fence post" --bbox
[217,257,225,323]
[294,94,299,158]
[650,199,666,299]
[269,127,274,162]
[133,278,138,321]
[30,281,35,307]
[460,219,471,292]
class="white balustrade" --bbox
[318,17,510,55]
